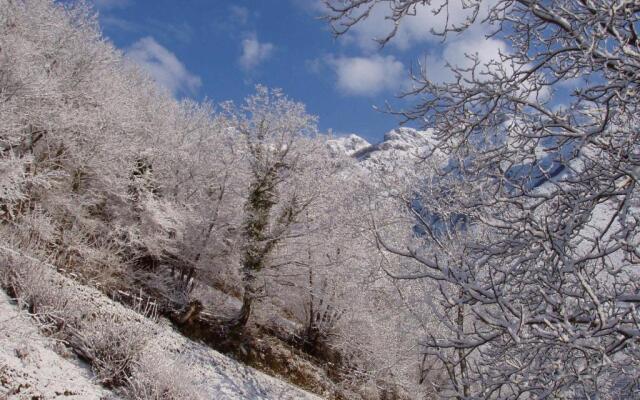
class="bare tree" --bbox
[328,0,640,398]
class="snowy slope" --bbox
[0,252,322,400]
[0,291,116,399]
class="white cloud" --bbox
[93,0,130,10]
[341,0,498,52]
[322,1,513,96]
[328,55,405,96]
[424,36,509,83]
[320,0,516,97]
[126,37,202,96]
[239,34,275,71]
[423,35,550,102]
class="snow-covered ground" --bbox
[0,290,116,399]
[0,254,322,400]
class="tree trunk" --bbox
[230,174,275,330]
[235,292,253,328]
[457,290,469,399]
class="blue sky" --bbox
[91,0,507,143]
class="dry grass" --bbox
[0,248,204,399]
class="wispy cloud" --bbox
[239,33,275,71]
[100,16,194,45]
[149,20,194,44]
[305,58,325,75]
[101,15,138,32]
[126,37,201,96]
[327,55,405,97]
[92,0,130,10]
[290,0,328,14]
[213,5,253,33]
[229,5,250,25]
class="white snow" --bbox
[0,253,322,400]
[327,133,371,157]
[0,291,116,399]
[329,127,444,166]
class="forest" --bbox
[0,1,639,399]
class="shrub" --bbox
[121,346,206,400]
[0,254,83,335]
[68,315,150,388]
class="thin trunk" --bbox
[308,265,314,334]
[235,291,253,328]
[457,288,469,399]
[194,171,229,264]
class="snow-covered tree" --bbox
[224,86,344,329]
[328,0,640,398]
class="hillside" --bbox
[2,0,638,399]
[0,290,114,399]
[0,248,321,399]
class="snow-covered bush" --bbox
[0,249,205,399]
[121,346,206,400]
[0,254,87,336]
[69,315,151,388]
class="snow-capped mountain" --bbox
[328,127,444,167]
[327,133,371,157]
